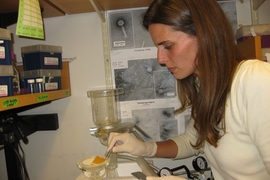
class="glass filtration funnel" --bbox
[87,88,124,128]
[86,88,153,179]
[87,88,124,145]
[87,88,124,178]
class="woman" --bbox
[107,0,270,179]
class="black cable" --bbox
[17,139,30,180]
[171,165,194,179]
[1,112,31,180]
[4,141,30,180]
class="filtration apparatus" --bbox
[82,88,211,180]
[87,88,151,146]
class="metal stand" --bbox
[90,122,152,146]
[0,111,59,180]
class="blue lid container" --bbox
[0,76,13,97]
[0,28,12,65]
[21,44,62,71]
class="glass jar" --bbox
[27,79,35,94]
[87,88,124,128]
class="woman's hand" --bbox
[107,132,157,157]
[147,176,187,180]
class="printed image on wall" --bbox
[107,8,181,141]
[106,2,237,141]
[219,1,238,35]
[122,107,178,141]
[108,8,154,50]
[114,58,176,101]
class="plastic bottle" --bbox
[27,79,35,94]
[35,78,44,92]
[11,51,21,94]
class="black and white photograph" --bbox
[114,58,176,101]
[108,8,155,51]
[122,107,178,141]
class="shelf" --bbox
[237,36,262,60]
[0,61,71,112]
[0,62,71,180]
[0,89,70,111]
[1,0,236,20]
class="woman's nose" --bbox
[157,50,168,64]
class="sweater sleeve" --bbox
[240,61,270,174]
[170,119,200,159]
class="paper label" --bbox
[44,57,59,65]
[0,46,5,59]
[114,41,126,47]
[0,85,8,96]
[45,83,58,90]
[16,0,44,39]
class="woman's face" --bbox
[149,23,198,79]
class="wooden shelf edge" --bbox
[237,36,262,60]
[0,89,71,112]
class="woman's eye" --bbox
[164,45,172,50]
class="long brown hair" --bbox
[143,0,243,148]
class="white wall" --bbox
[1,12,108,180]
[1,1,270,180]
[236,0,270,25]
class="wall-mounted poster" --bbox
[105,2,237,141]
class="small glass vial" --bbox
[36,78,44,93]
[27,79,35,94]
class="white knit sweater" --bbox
[171,60,270,179]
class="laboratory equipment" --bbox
[88,88,123,128]
[77,156,108,180]
[86,88,154,179]
[87,88,151,146]
[83,88,212,180]
[192,156,208,172]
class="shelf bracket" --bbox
[252,0,265,11]
[239,0,244,4]
[239,0,266,24]
[89,0,106,23]
[250,0,259,25]
[239,0,266,10]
